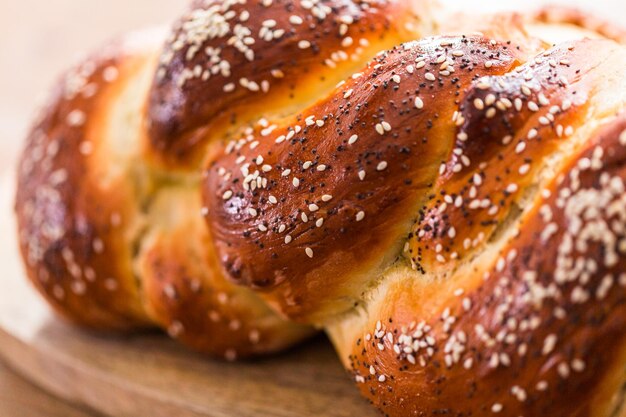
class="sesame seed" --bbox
[414,96,424,109]
[425,72,436,81]
[63,108,87,129]
[93,238,104,254]
[249,330,260,344]
[358,170,366,181]
[538,93,550,106]
[222,190,233,200]
[348,134,359,145]
[519,164,530,175]
[289,15,303,24]
[356,211,365,222]
[571,359,586,372]
[377,161,388,171]
[284,235,292,244]
[542,334,557,355]
[298,40,311,49]
[271,69,284,78]
[305,247,314,258]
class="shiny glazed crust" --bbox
[15,0,440,358]
[203,34,527,320]
[200,4,626,416]
[148,0,437,166]
[15,28,312,358]
[14,0,626,414]
[328,114,626,416]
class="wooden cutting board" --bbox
[0,171,375,417]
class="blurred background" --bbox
[0,0,624,165]
[0,0,184,165]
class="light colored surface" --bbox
[0,0,184,162]
[443,0,626,18]
[0,3,176,415]
[0,361,96,417]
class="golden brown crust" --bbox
[336,113,626,417]
[14,1,626,413]
[147,0,435,166]
[14,29,312,356]
[138,187,313,358]
[203,34,527,321]
[15,36,155,330]
[408,39,605,275]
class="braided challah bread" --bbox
[15,0,626,415]
[16,0,446,359]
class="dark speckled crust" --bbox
[343,114,626,417]
[408,40,602,275]
[147,0,434,166]
[203,35,526,321]
[14,39,153,330]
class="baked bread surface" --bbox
[15,0,626,415]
